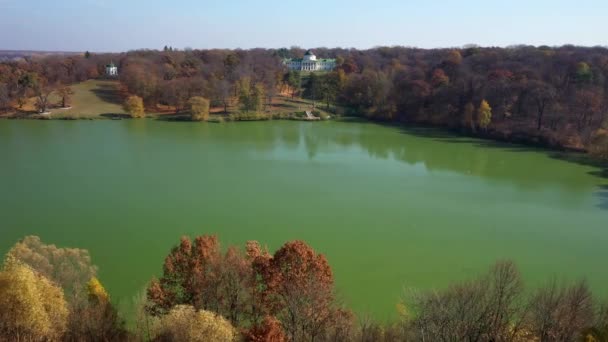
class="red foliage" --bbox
[431,69,450,87]
[243,316,286,342]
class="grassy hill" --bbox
[3,79,128,119]
[49,80,128,119]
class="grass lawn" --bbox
[49,80,128,119]
[2,79,129,119]
[2,80,339,121]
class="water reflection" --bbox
[1,119,605,195]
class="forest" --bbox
[1,45,608,158]
[0,235,607,342]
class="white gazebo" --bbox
[105,62,118,76]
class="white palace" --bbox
[284,50,336,71]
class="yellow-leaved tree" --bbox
[188,96,210,121]
[88,277,109,303]
[124,95,145,118]
[0,256,69,341]
[477,99,492,130]
[157,305,236,342]
[6,235,97,304]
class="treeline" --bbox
[1,45,607,155]
[1,235,608,341]
[0,51,111,113]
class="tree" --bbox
[244,316,286,342]
[0,82,9,111]
[0,257,69,341]
[65,277,127,341]
[303,72,322,106]
[32,76,54,113]
[575,62,593,83]
[286,71,301,98]
[477,99,492,130]
[216,79,232,114]
[6,235,97,303]
[258,240,338,341]
[463,102,476,132]
[57,85,75,108]
[526,280,594,341]
[573,89,603,131]
[238,78,265,113]
[529,80,556,130]
[155,305,236,342]
[588,130,608,159]
[188,96,210,121]
[84,51,91,59]
[431,68,450,88]
[124,95,145,118]
[406,261,525,341]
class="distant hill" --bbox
[0,50,82,62]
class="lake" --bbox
[0,119,606,320]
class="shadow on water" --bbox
[395,124,608,181]
[100,113,131,119]
[596,185,608,210]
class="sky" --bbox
[0,0,606,52]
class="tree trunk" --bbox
[536,101,545,130]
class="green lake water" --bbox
[0,119,607,320]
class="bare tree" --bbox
[526,280,594,342]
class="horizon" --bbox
[1,0,607,52]
[2,43,608,55]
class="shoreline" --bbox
[0,112,600,157]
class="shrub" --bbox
[188,97,210,121]
[155,305,236,342]
[124,95,145,118]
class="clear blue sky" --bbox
[0,0,606,52]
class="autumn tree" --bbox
[155,305,236,342]
[431,68,450,88]
[17,72,37,108]
[124,95,145,118]
[64,277,127,341]
[588,130,608,159]
[573,88,603,131]
[575,62,593,83]
[528,80,556,130]
[147,235,255,326]
[6,235,97,303]
[0,83,9,111]
[57,85,75,108]
[244,316,286,342]
[188,96,210,121]
[120,63,159,106]
[0,257,69,341]
[258,240,340,341]
[238,78,265,113]
[32,76,54,113]
[477,99,492,130]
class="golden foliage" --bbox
[477,99,492,130]
[124,95,145,118]
[188,96,210,121]
[6,235,97,303]
[87,277,109,303]
[0,257,69,341]
[157,305,236,342]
